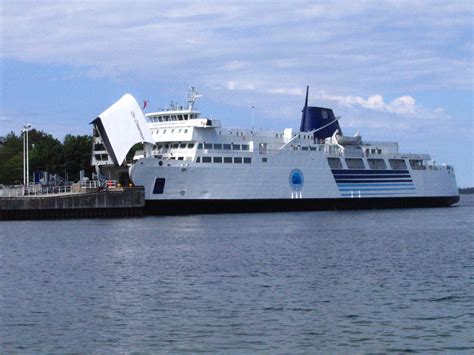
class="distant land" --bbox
[459,187,474,194]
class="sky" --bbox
[0,0,472,186]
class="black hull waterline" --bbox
[145,195,460,215]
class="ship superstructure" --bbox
[91,87,459,213]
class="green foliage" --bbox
[63,134,93,181]
[0,129,93,185]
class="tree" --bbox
[0,132,24,185]
[0,129,94,185]
[63,134,93,181]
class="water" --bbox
[1,196,473,352]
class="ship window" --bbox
[171,129,175,133]
[94,143,105,151]
[233,144,241,150]
[177,115,183,120]
[234,157,242,163]
[202,157,212,163]
[198,143,203,149]
[223,144,231,150]
[214,143,222,150]
[242,144,249,151]
[184,129,188,133]
[409,159,426,170]
[310,146,316,151]
[262,157,267,162]
[389,159,407,170]
[244,157,251,164]
[224,157,232,163]
[172,144,179,149]
[327,158,343,169]
[377,149,382,154]
[187,143,195,149]
[178,129,182,133]
[345,158,365,169]
[177,157,184,160]
[204,143,212,149]
[153,178,166,194]
[180,143,186,148]
[163,129,167,134]
[164,144,169,149]
[196,156,200,163]
[213,157,222,163]
[93,128,100,137]
[157,144,163,150]
[368,158,387,170]
[302,146,309,151]
[169,157,175,160]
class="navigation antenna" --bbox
[187,87,203,111]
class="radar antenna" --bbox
[187,87,203,111]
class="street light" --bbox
[251,105,255,131]
[23,124,32,193]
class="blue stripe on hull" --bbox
[337,183,414,187]
[332,169,409,174]
[334,174,411,179]
[339,187,416,191]
[335,179,413,183]
[331,169,416,197]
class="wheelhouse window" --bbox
[234,157,242,163]
[223,144,231,150]
[345,158,365,169]
[242,144,249,151]
[224,157,232,163]
[204,143,212,149]
[202,157,212,163]
[243,157,251,164]
[197,143,203,149]
[389,159,408,170]
[213,157,222,163]
[232,144,241,150]
[214,143,222,150]
[367,158,387,170]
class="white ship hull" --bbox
[130,150,459,214]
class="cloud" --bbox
[1,0,471,93]
[320,92,447,119]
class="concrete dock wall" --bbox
[0,187,145,220]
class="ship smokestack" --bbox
[300,86,342,140]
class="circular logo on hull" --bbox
[289,169,304,191]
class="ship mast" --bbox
[187,87,203,111]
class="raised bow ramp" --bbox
[91,94,154,166]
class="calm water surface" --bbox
[1,196,473,352]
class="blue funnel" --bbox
[300,86,342,139]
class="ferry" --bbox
[90,87,459,214]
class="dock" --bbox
[0,187,145,220]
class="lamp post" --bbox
[251,105,255,131]
[22,129,26,189]
[23,124,32,193]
